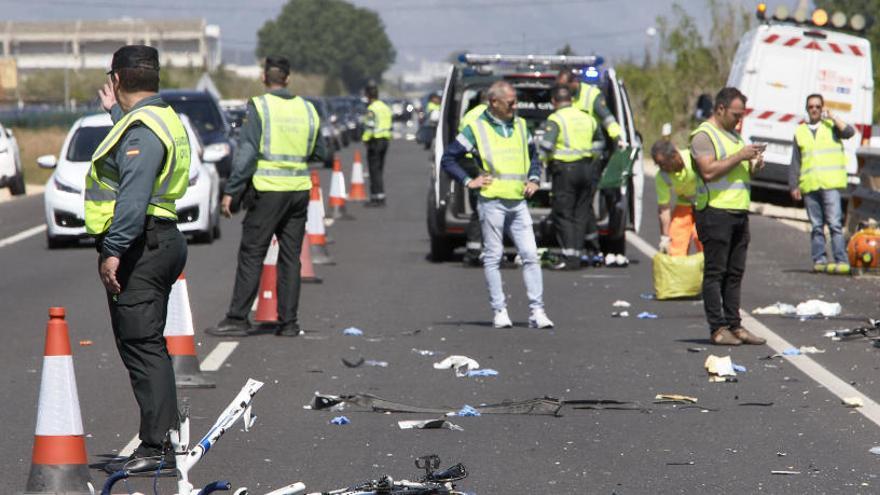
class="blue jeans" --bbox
[477,198,544,311]
[803,188,847,264]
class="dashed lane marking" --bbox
[0,224,45,249]
[626,231,880,428]
[117,341,239,457]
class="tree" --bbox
[257,0,396,93]
[555,43,576,56]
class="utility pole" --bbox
[63,40,70,111]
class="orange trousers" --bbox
[668,204,703,256]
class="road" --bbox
[2,140,880,493]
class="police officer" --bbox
[556,67,625,257]
[440,81,554,329]
[421,92,442,149]
[539,85,601,270]
[459,92,488,266]
[208,55,325,338]
[88,45,190,473]
[789,94,855,274]
[362,82,392,207]
[690,87,765,346]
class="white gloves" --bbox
[659,235,671,254]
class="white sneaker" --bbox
[493,308,513,328]
[614,254,630,267]
[529,309,554,329]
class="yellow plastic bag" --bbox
[652,252,703,300]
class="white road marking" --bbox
[627,231,880,428]
[200,341,239,372]
[0,224,45,249]
[116,342,239,458]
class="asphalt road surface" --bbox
[3,140,880,494]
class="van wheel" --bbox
[47,234,73,249]
[9,173,25,196]
[193,229,215,244]
[427,188,452,262]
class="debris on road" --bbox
[824,320,880,341]
[732,363,747,373]
[771,470,801,475]
[654,394,698,404]
[843,397,864,408]
[666,461,695,466]
[365,360,389,367]
[869,447,880,455]
[433,355,480,377]
[705,355,737,382]
[752,300,841,317]
[466,369,498,377]
[343,327,364,336]
[773,346,826,358]
[401,329,422,336]
[637,311,658,319]
[308,392,563,416]
[344,357,390,368]
[687,347,707,353]
[412,348,440,356]
[342,357,365,368]
[566,399,646,411]
[398,418,464,431]
[612,300,631,308]
[457,405,481,417]
[752,302,797,315]
[78,340,93,346]
[738,401,774,407]
[612,311,630,318]
[640,292,656,300]
[330,416,350,425]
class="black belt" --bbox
[96,216,175,254]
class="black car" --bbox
[160,90,235,179]
[304,97,337,168]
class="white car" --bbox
[40,112,223,249]
[0,122,25,196]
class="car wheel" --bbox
[193,228,214,244]
[47,234,73,250]
[9,173,25,196]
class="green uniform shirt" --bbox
[655,150,697,206]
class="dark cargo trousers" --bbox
[106,219,186,449]
[695,207,749,334]
[366,138,390,200]
[226,190,309,326]
[550,157,597,259]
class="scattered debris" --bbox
[771,470,800,475]
[776,452,788,457]
[776,346,826,357]
[824,321,880,341]
[732,364,747,373]
[457,405,481,417]
[612,311,630,318]
[343,327,364,336]
[738,402,774,407]
[687,347,707,353]
[466,369,498,377]
[796,300,842,317]
[365,360,389,367]
[869,447,880,455]
[843,397,864,408]
[343,358,389,368]
[640,292,656,300]
[705,355,737,382]
[398,419,464,431]
[308,392,563,416]
[342,357,365,368]
[78,340,93,346]
[330,416,350,425]
[637,312,658,319]
[666,461,695,466]
[401,329,422,336]
[654,394,698,404]
[612,300,631,308]
[433,355,480,377]
[412,348,440,357]
[752,302,797,315]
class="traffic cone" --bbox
[329,156,353,220]
[311,170,335,234]
[25,307,91,494]
[300,236,322,284]
[349,150,367,202]
[254,236,280,323]
[164,274,215,389]
[307,184,335,265]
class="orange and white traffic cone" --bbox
[25,307,91,494]
[307,184,335,265]
[300,236,322,284]
[253,236,280,323]
[349,150,367,202]
[329,156,353,220]
[311,170,335,234]
[164,274,215,389]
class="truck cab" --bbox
[427,53,643,261]
[727,20,873,195]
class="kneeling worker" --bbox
[538,85,601,270]
[440,81,554,329]
[651,139,702,256]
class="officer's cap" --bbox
[264,56,291,75]
[109,45,159,74]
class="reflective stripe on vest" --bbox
[794,120,847,193]
[690,121,750,211]
[252,94,318,192]
[85,104,190,235]
[469,116,529,199]
[548,106,597,162]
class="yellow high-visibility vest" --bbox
[251,94,319,192]
[794,120,847,193]
[574,82,621,140]
[547,106,598,162]
[468,116,530,200]
[85,104,190,235]
[363,100,392,141]
[689,121,751,211]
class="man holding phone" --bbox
[789,94,855,274]
[440,81,554,329]
[689,87,766,346]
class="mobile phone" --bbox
[754,142,767,151]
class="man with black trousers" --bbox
[86,45,190,473]
[362,82,392,206]
[690,87,766,346]
[539,85,602,270]
[207,55,326,338]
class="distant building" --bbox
[0,18,221,71]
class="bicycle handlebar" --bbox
[100,469,129,495]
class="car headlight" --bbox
[53,176,81,194]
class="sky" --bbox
[0,0,760,71]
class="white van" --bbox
[727,22,873,194]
